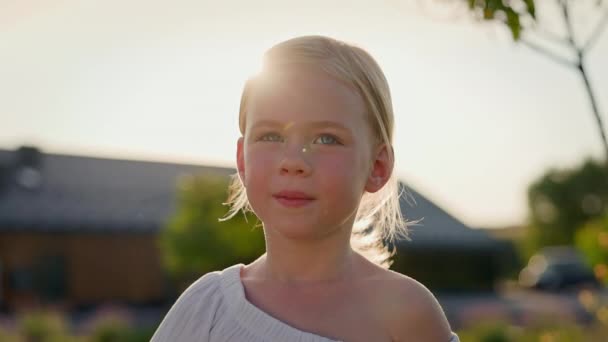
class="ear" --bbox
[236,137,246,184]
[364,144,393,193]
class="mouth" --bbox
[272,191,315,208]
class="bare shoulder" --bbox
[365,266,453,342]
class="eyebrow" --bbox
[250,120,351,132]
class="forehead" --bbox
[246,69,368,127]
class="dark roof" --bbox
[398,186,499,248]
[0,146,497,248]
[0,147,233,232]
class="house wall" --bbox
[0,231,165,311]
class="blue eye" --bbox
[313,134,340,145]
[259,133,283,142]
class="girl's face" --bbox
[237,68,386,241]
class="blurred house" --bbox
[0,145,511,312]
[0,146,232,312]
[393,188,517,292]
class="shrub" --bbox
[18,310,70,342]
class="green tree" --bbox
[159,175,265,285]
[462,0,608,160]
[575,213,608,284]
[526,158,607,253]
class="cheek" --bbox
[243,147,275,189]
[316,152,367,192]
[241,150,269,216]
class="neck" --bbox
[255,224,357,284]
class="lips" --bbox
[273,190,315,208]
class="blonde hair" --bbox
[224,35,410,267]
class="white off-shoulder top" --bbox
[151,264,460,342]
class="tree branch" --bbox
[529,22,571,47]
[520,38,577,69]
[560,0,578,48]
[579,60,608,161]
[583,9,608,53]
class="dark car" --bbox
[519,246,601,291]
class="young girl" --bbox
[152,35,460,342]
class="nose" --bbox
[279,143,312,176]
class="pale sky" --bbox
[1,0,606,229]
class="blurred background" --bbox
[1,0,607,341]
